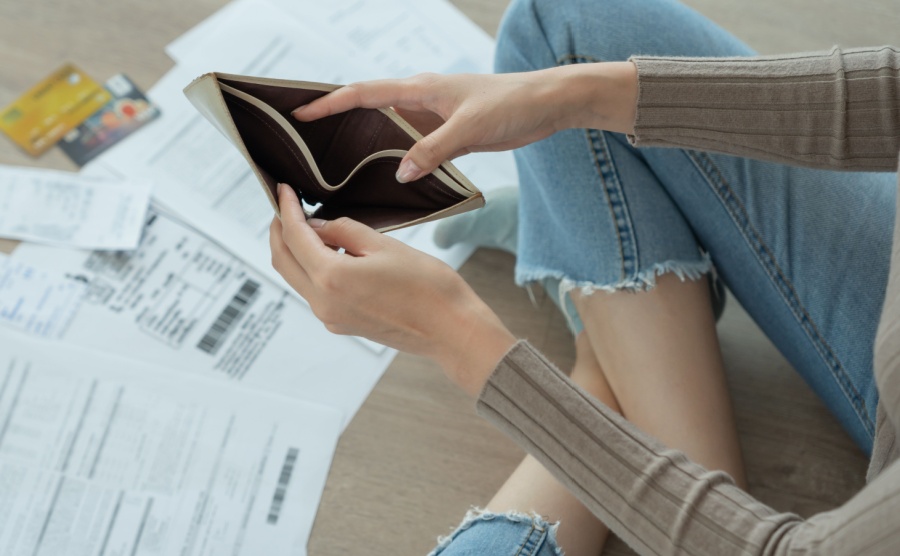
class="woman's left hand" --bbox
[269,183,516,396]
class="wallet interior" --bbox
[217,77,471,229]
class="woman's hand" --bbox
[269,183,517,396]
[292,62,638,183]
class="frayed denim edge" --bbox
[517,253,713,332]
[428,507,565,556]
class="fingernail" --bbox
[291,106,306,118]
[277,182,285,196]
[307,218,326,228]
[396,159,422,183]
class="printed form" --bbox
[169,0,495,76]
[0,331,342,556]
[11,208,394,427]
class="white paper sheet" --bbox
[270,0,495,76]
[168,0,495,76]
[0,254,86,339]
[0,165,151,250]
[0,330,340,556]
[11,207,395,428]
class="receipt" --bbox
[0,254,86,339]
[0,165,151,249]
[0,331,342,556]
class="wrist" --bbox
[434,289,516,397]
[552,61,638,134]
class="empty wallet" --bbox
[183,73,484,231]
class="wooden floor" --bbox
[0,1,897,555]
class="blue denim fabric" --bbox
[428,510,563,556]
[431,0,896,553]
[496,0,894,454]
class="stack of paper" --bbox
[1,0,518,553]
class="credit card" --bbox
[0,64,112,156]
[59,74,161,166]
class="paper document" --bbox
[0,254,86,339]
[0,165,151,249]
[12,207,395,427]
[0,330,341,555]
[270,0,495,76]
[169,0,494,76]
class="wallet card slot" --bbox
[222,84,384,193]
[317,158,466,226]
[222,89,336,204]
[323,108,476,198]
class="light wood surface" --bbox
[1,1,898,555]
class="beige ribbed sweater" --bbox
[477,46,900,554]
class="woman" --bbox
[271,0,900,553]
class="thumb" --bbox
[309,217,383,256]
[396,117,467,183]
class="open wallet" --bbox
[183,73,484,231]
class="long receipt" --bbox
[0,331,341,556]
[0,165,151,250]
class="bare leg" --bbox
[485,273,745,556]
[486,333,619,556]
[572,273,746,487]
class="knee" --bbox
[495,0,636,74]
[494,0,557,74]
[495,0,706,74]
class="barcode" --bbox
[267,448,299,525]
[197,279,260,354]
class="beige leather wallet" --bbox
[184,72,484,231]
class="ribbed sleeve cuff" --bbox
[628,47,900,171]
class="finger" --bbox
[308,217,385,257]
[393,107,445,136]
[292,78,423,121]
[269,217,313,297]
[396,116,470,183]
[276,183,333,268]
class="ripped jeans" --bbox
[430,0,896,553]
[429,510,563,556]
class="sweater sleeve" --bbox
[477,340,900,556]
[628,46,900,172]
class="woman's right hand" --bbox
[291,62,638,182]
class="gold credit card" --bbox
[0,64,112,156]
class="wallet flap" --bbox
[184,73,281,214]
